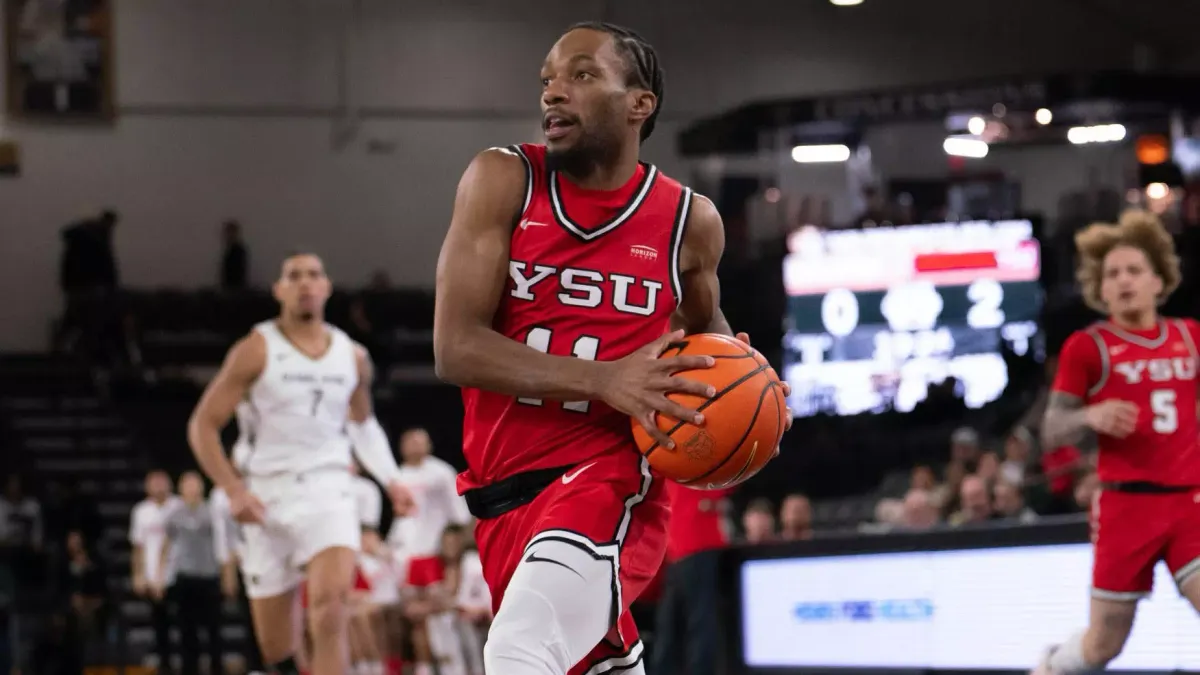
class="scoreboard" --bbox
[782,220,1042,417]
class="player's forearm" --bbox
[1040,406,1092,450]
[435,325,606,400]
[187,418,246,494]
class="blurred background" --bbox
[4,0,1200,673]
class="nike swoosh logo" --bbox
[562,462,596,484]
[524,551,585,579]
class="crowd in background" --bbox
[3,178,1197,675]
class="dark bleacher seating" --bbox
[110,288,437,368]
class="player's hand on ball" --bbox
[600,329,716,449]
[387,480,416,516]
[228,487,267,524]
[1085,399,1139,438]
[735,332,793,436]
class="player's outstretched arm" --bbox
[346,345,414,514]
[187,333,265,496]
[670,194,733,336]
[434,149,611,401]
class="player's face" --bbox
[145,471,170,500]
[274,254,331,322]
[441,530,464,560]
[540,29,643,171]
[1100,245,1162,318]
[179,473,204,502]
[400,429,432,463]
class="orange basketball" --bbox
[632,333,787,489]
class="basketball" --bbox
[632,333,787,489]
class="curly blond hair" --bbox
[1075,210,1180,313]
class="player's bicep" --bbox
[671,194,729,334]
[190,334,265,431]
[434,150,527,351]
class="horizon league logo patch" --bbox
[794,598,934,622]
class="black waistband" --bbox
[1101,481,1197,494]
[463,465,575,520]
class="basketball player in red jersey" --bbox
[1034,210,1200,675]
[434,21,789,675]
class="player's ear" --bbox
[271,279,283,304]
[629,89,655,124]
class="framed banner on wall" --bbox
[5,0,115,120]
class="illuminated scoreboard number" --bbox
[818,279,1008,335]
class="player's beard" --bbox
[545,116,623,180]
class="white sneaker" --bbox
[1032,645,1059,675]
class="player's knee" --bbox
[485,587,571,675]
[486,537,617,673]
[307,587,349,638]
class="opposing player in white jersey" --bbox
[188,253,414,675]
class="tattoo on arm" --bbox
[1041,392,1092,450]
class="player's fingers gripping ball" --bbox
[632,333,787,489]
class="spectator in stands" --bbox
[936,460,968,515]
[60,209,119,294]
[909,465,937,492]
[976,451,1000,484]
[0,474,44,590]
[220,219,249,290]
[950,426,981,466]
[900,490,940,530]
[862,498,903,534]
[1001,428,1032,486]
[949,475,994,526]
[57,209,120,355]
[742,499,777,544]
[41,481,103,562]
[129,470,180,675]
[993,480,1037,524]
[368,270,393,290]
[653,484,733,675]
[779,493,813,541]
[60,529,110,654]
[161,472,225,675]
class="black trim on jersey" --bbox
[506,144,534,230]
[670,188,694,307]
[576,639,646,675]
[549,163,659,242]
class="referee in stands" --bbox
[161,472,226,675]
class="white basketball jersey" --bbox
[242,321,359,476]
[387,456,471,557]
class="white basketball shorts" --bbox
[239,467,361,599]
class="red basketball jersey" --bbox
[458,143,694,491]
[1052,319,1200,485]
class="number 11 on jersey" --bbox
[519,327,599,413]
